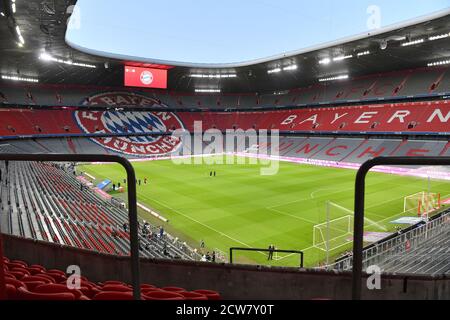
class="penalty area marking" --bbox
[266,207,317,225]
[137,193,260,252]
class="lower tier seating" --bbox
[2,255,221,300]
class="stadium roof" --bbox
[0,1,449,93]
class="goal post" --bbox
[312,201,388,258]
[313,215,353,252]
[403,191,440,217]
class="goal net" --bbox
[312,201,388,253]
[404,192,440,217]
[313,215,353,252]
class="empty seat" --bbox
[143,290,184,300]
[34,283,85,300]
[192,289,221,300]
[162,286,186,293]
[179,291,208,300]
[21,281,46,291]
[93,291,134,300]
[101,284,132,292]
[17,287,76,300]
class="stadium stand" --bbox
[0,161,199,260]
[0,67,449,108]
[0,100,449,138]
[332,209,450,276]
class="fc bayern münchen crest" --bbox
[74,92,185,157]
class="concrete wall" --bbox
[3,235,449,300]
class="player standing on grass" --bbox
[268,245,275,260]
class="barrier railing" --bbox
[332,209,450,271]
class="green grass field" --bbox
[78,156,450,267]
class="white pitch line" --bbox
[138,193,255,250]
[266,207,317,225]
[274,245,317,261]
[266,197,311,210]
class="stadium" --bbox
[0,0,449,303]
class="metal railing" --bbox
[332,209,450,272]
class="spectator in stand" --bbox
[212,251,216,262]
[205,252,211,261]
[163,243,169,256]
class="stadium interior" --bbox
[0,0,449,301]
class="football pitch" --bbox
[78,155,450,267]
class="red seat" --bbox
[101,280,126,286]
[144,290,184,300]
[34,283,84,299]
[17,287,75,300]
[101,284,132,292]
[162,286,186,293]
[10,260,28,267]
[5,284,18,300]
[33,273,57,283]
[5,278,26,289]
[93,291,134,300]
[179,291,208,300]
[29,264,46,272]
[45,272,66,283]
[10,268,31,277]
[141,287,163,295]
[140,284,157,289]
[26,267,45,275]
[192,289,221,300]
[22,275,54,284]
[46,269,65,276]
[8,271,27,280]
[21,281,46,291]
[78,286,97,299]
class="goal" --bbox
[313,215,353,252]
[404,192,441,217]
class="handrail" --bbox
[0,154,141,300]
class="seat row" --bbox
[3,256,221,300]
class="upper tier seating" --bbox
[1,67,449,107]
